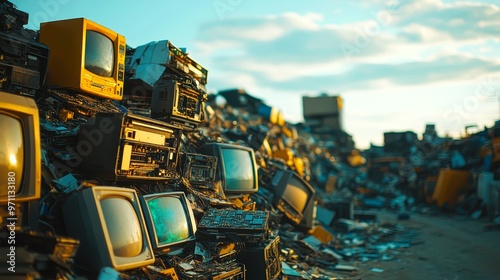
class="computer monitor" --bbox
[270,170,316,225]
[39,18,126,100]
[198,143,258,195]
[62,186,154,272]
[0,91,41,204]
[139,191,197,253]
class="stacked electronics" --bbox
[302,95,355,152]
[236,236,282,280]
[0,2,314,279]
[0,3,82,279]
[302,95,343,133]
[179,153,218,190]
[125,40,208,129]
[0,0,49,97]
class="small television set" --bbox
[139,191,197,254]
[270,170,316,225]
[0,91,41,204]
[198,143,258,195]
[39,18,126,100]
[62,186,154,272]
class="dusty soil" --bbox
[343,211,500,280]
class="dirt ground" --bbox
[340,210,500,280]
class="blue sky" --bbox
[14,0,500,149]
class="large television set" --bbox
[39,18,126,100]
[62,186,154,272]
[0,91,41,204]
[270,170,316,225]
[198,143,258,195]
[139,191,197,254]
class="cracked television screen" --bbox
[0,114,23,197]
[221,148,255,192]
[147,196,190,245]
[85,30,114,77]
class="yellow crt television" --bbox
[39,18,126,100]
[0,91,41,204]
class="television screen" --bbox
[0,91,40,204]
[63,187,154,271]
[198,143,258,195]
[101,197,144,257]
[221,147,255,192]
[283,175,310,213]
[270,170,315,225]
[140,192,197,251]
[85,30,114,77]
[0,114,24,197]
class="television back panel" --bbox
[180,153,217,189]
[151,79,206,128]
[79,112,182,181]
[197,209,269,243]
[236,236,281,280]
[0,32,49,96]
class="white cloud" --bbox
[392,0,500,42]
[402,23,453,42]
[193,1,499,147]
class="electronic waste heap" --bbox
[0,1,418,279]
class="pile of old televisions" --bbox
[0,1,334,279]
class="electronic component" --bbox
[197,209,269,243]
[144,266,179,280]
[78,112,182,181]
[177,261,245,280]
[180,153,217,189]
[122,97,151,117]
[40,119,79,147]
[128,40,208,86]
[36,88,123,122]
[0,32,49,96]
[0,0,29,31]
[236,236,281,280]
[17,231,80,264]
[166,42,208,86]
[152,79,207,128]
[194,242,239,263]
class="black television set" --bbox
[198,143,258,195]
[62,186,155,272]
[270,170,316,225]
[139,191,197,254]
